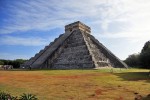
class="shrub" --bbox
[0,91,17,100]
[19,93,38,100]
[0,91,38,100]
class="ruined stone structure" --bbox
[21,21,128,69]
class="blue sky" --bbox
[0,0,150,60]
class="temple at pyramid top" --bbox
[65,21,91,34]
[21,21,128,69]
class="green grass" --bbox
[0,68,150,100]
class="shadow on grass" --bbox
[134,93,150,100]
[142,94,150,100]
[114,72,150,83]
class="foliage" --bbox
[124,53,141,67]
[0,91,17,100]
[125,40,150,69]
[140,41,150,68]
[0,61,4,65]
[141,41,150,53]
[20,93,38,100]
[0,59,27,68]
[0,91,38,100]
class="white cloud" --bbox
[0,0,123,34]
[1,0,150,38]
[91,0,150,59]
[0,36,49,46]
[0,0,150,59]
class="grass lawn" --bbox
[0,68,150,100]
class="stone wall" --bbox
[50,30,94,69]
[30,31,72,68]
[87,34,128,68]
[82,31,111,68]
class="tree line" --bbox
[124,41,150,69]
[0,59,27,68]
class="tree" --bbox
[124,53,141,67]
[12,59,27,68]
[124,40,150,69]
[140,41,150,68]
[0,61,4,65]
[0,59,27,68]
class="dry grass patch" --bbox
[0,68,149,100]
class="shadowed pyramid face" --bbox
[21,21,128,69]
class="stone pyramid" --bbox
[21,21,128,69]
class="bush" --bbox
[0,91,17,100]
[19,93,38,100]
[0,91,38,100]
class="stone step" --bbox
[63,45,87,53]
[29,53,41,62]
[67,41,85,47]
[32,30,74,66]
[25,57,35,65]
[89,44,99,49]
[67,38,84,44]
[69,32,83,38]
[29,34,64,66]
[59,49,89,57]
[44,46,49,49]
[27,45,50,65]
[53,34,63,43]
[55,55,92,63]
[29,57,33,60]
[56,55,92,61]
[55,59,93,64]
[49,42,54,46]
[52,63,94,69]
[91,50,107,60]
[59,34,63,38]
[39,50,44,54]
[97,61,110,67]
[55,61,93,64]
